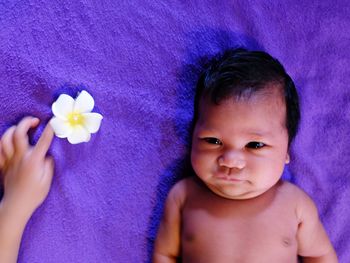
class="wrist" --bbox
[0,198,33,225]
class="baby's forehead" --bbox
[242,86,286,109]
[197,85,287,131]
[200,84,286,111]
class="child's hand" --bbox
[0,117,54,218]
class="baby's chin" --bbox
[205,182,267,200]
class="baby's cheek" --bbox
[190,150,200,169]
[255,158,285,184]
[191,150,207,173]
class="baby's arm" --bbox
[153,181,185,263]
[0,117,54,263]
[296,190,338,263]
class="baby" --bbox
[153,49,338,262]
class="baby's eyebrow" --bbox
[196,127,218,134]
[246,131,272,137]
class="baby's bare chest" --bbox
[181,191,299,262]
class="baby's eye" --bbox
[202,137,222,145]
[246,141,265,149]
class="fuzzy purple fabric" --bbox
[0,1,348,262]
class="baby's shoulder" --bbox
[277,181,319,220]
[277,180,303,195]
[277,181,313,200]
[167,177,194,204]
[170,176,197,195]
[168,177,204,203]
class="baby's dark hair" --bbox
[194,48,300,146]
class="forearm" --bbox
[0,202,31,263]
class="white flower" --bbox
[49,90,103,144]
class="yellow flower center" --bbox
[67,112,85,126]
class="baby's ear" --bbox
[285,153,290,164]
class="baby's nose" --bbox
[218,150,246,169]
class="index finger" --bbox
[32,123,54,160]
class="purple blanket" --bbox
[0,1,348,262]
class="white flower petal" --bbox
[73,90,94,113]
[83,113,103,133]
[49,117,73,138]
[52,94,74,120]
[67,125,91,144]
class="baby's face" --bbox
[191,89,289,200]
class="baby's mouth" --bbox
[215,174,246,183]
